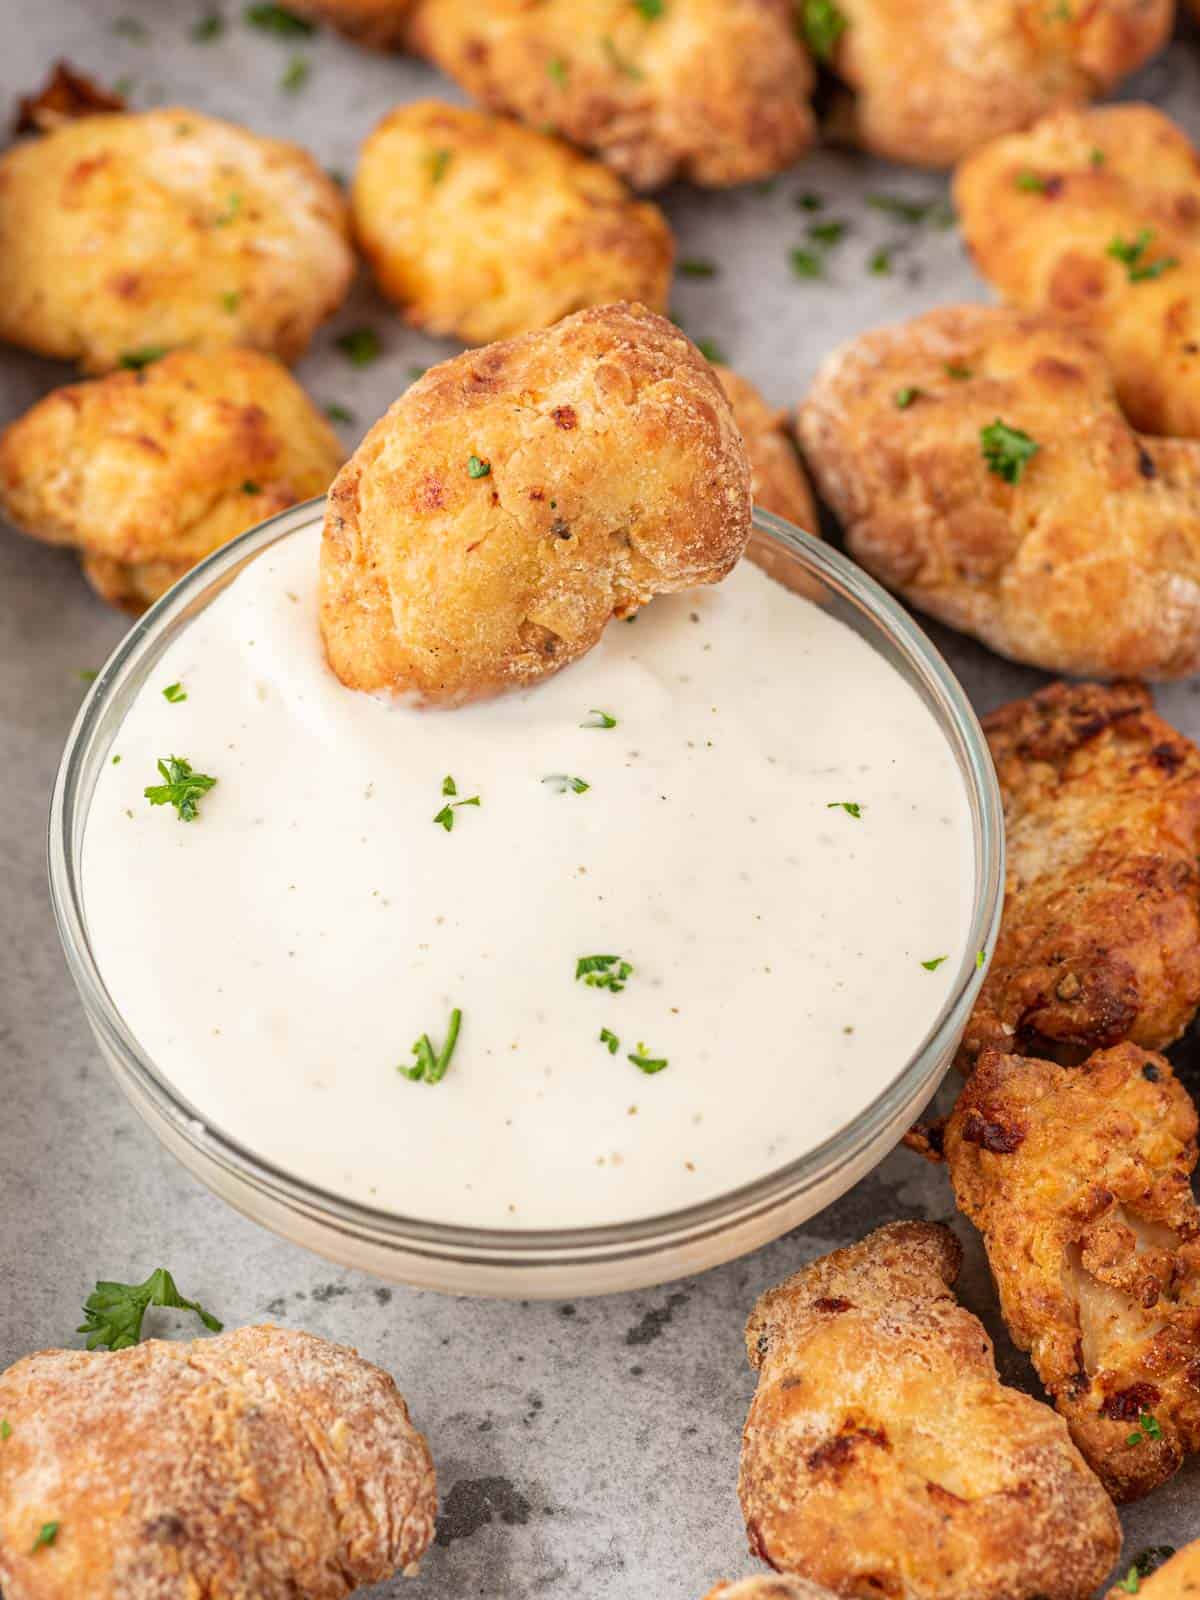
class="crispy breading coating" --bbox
[739,1221,1120,1600]
[288,0,414,46]
[320,302,751,704]
[14,61,125,134]
[404,0,815,191]
[798,303,1200,678]
[956,105,1200,439]
[1109,1542,1200,1600]
[706,1581,836,1600]
[714,365,818,532]
[0,348,342,613]
[0,1325,437,1599]
[963,681,1200,1070]
[826,0,1171,169]
[352,101,673,344]
[0,109,353,374]
[946,1042,1200,1503]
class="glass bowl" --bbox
[48,500,1003,1299]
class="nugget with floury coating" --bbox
[0,109,353,374]
[714,366,818,532]
[0,348,342,612]
[1109,1543,1200,1600]
[352,101,673,345]
[961,681,1200,1071]
[739,1222,1120,1600]
[404,0,815,191]
[957,105,1200,440]
[0,1325,437,1599]
[320,302,752,705]
[799,304,1200,679]
[823,0,1171,169]
[946,1042,1200,1502]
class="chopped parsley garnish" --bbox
[796,191,824,211]
[190,12,224,40]
[976,948,986,968]
[0,1419,11,1440]
[921,955,948,970]
[809,219,846,246]
[1015,171,1048,192]
[113,16,149,39]
[242,479,260,493]
[633,0,664,15]
[544,773,590,794]
[546,56,569,86]
[78,1267,222,1350]
[336,327,381,366]
[1126,1411,1163,1445]
[600,1027,620,1053]
[119,345,167,370]
[581,708,617,729]
[866,193,933,224]
[827,801,863,818]
[79,669,98,683]
[600,34,643,78]
[1090,146,1106,167]
[790,248,823,279]
[221,290,240,312]
[244,3,314,34]
[869,248,892,275]
[325,402,355,423]
[981,419,1039,484]
[428,146,453,184]
[1107,227,1179,283]
[401,1006,462,1084]
[467,454,491,479]
[695,338,725,364]
[629,1043,668,1075]
[408,364,428,381]
[577,954,633,992]
[213,192,242,226]
[945,362,971,380]
[280,54,310,91]
[1118,1550,1177,1594]
[32,1522,60,1553]
[799,0,846,60]
[433,775,480,831]
[162,681,187,703]
[144,756,217,822]
[679,258,718,278]
[894,387,921,409]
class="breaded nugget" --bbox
[404,0,815,191]
[827,0,1171,169]
[799,303,1200,678]
[320,302,751,705]
[739,1221,1120,1600]
[1109,1543,1200,1600]
[957,105,1200,439]
[0,348,342,613]
[288,0,414,46]
[0,109,352,374]
[714,365,818,532]
[352,101,673,345]
[706,1582,836,1600]
[0,1325,437,1598]
[946,1042,1200,1502]
[962,681,1200,1070]
[14,61,125,134]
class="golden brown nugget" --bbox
[0,348,342,613]
[799,303,1200,679]
[957,105,1200,439]
[404,0,815,191]
[320,302,751,705]
[947,1042,1200,1503]
[740,1222,1120,1600]
[0,108,353,374]
[706,1582,837,1600]
[826,0,1171,169]
[352,101,673,344]
[1109,1543,1200,1600]
[714,365,818,532]
[288,0,414,46]
[963,681,1200,1070]
[14,61,125,134]
[0,1325,437,1599]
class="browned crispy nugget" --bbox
[706,1582,836,1600]
[739,1221,1120,1600]
[404,0,815,191]
[320,302,751,705]
[824,0,1171,169]
[1109,1543,1200,1600]
[957,105,1200,440]
[799,304,1200,678]
[0,1325,437,1598]
[352,101,673,344]
[946,1042,1200,1503]
[0,348,342,613]
[964,681,1200,1071]
[288,0,414,46]
[0,109,353,374]
[14,61,125,134]
[714,366,818,532]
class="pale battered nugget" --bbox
[0,348,342,613]
[0,109,353,374]
[957,105,1200,439]
[799,304,1200,678]
[962,681,1200,1070]
[320,302,751,705]
[946,1042,1200,1502]
[739,1222,1120,1600]
[352,101,673,344]
[288,0,414,46]
[825,0,1171,169]
[714,366,818,531]
[404,0,815,191]
[0,1325,437,1599]
[1109,1544,1200,1600]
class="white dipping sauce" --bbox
[84,525,973,1230]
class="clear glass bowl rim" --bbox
[48,499,1004,1270]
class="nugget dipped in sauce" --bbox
[320,302,752,706]
[0,1325,437,1599]
[352,101,673,344]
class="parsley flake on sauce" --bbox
[981,419,1039,483]
[162,682,187,703]
[581,709,617,729]
[401,1006,462,1084]
[921,955,948,971]
[144,756,217,822]
[600,1027,620,1054]
[544,773,590,794]
[576,955,633,992]
[629,1043,668,1075]
[827,801,863,818]
[78,1267,223,1350]
[1107,227,1179,283]
[433,775,481,832]
[467,454,491,478]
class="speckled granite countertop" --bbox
[3,7,1200,1595]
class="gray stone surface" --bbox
[2,6,1200,1595]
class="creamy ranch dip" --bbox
[84,524,973,1230]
